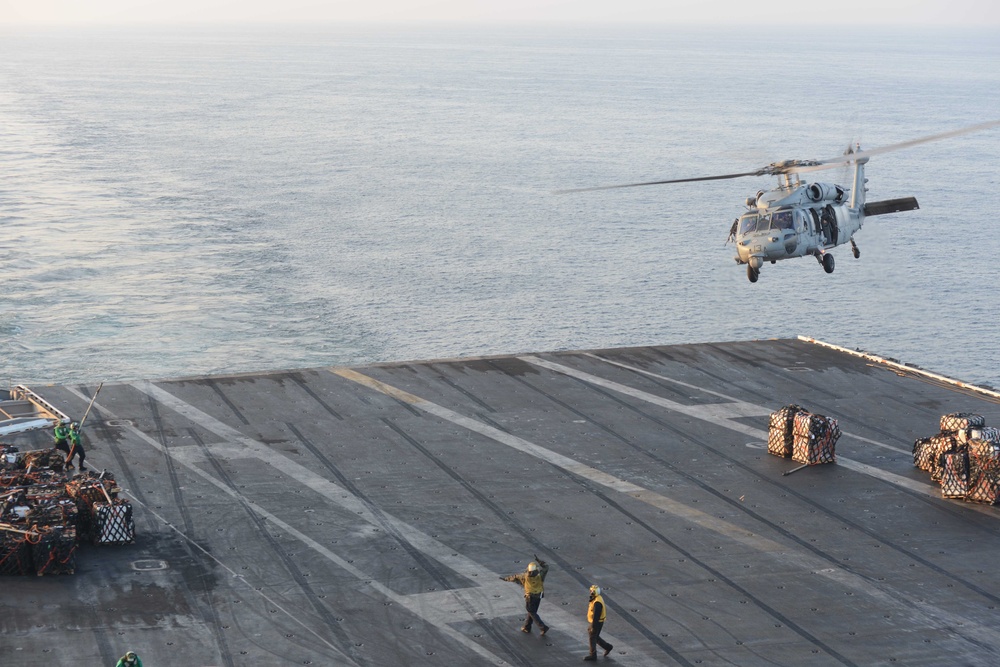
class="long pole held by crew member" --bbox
[79,382,104,429]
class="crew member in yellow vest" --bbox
[501,556,550,635]
[583,584,613,661]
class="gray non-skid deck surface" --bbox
[4,338,1000,666]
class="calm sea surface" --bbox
[1,25,998,388]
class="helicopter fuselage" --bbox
[733,180,862,269]
[730,154,878,282]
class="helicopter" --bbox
[560,120,1000,282]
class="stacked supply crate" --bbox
[768,404,805,457]
[66,472,135,546]
[912,413,1000,504]
[792,412,841,465]
[767,405,841,466]
[0,443,135,575]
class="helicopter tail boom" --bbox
[862,197,920,217]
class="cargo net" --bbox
[66,473,134,545]
[940,451,969,499]
[0,453,134,575]
[0,527,34,576]
[31,526,77,575]
[0,524,77,576]
[91,500,135,545]
[21,449,66,473]
[791,412,840,465]
[768,405,806,458]
[913,413,1000,504]
[940,412,987,433]
[27,500,78,527]
[912,438,936,471]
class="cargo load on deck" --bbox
[913,413,1000,505]
[1,444,134,576]
[767,404,840,466]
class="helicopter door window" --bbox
[738,215,758,235]
[793,210,807,232]
[770,211,793,230]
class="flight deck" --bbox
[3,336,1000,666]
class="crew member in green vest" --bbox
[66,421,88,472]
[115,650,142,667]
[53,421,72,457]
[501,555,550,635]
[583,584,613,661]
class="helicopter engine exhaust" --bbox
[807,183,845,202]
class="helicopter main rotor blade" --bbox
[558,119,1000,192]
[554,170,762,194]
[791,118,1000,173]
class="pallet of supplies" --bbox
[25,484,68,503]
[966,438,1000,504]
[92,499,135,545]
[0,442,136,575]
[940,450,970,499]
[970,426,1000,444]
[67,472,134,545]
[0,526,34,576]
[31,525,76,575]
[768,404,805,458]
[940,412,986,433]
[21,448,66,472]
[911,414,1000,506]
[791,412,840,465]
[913,437,936,471]
[928,433,959,483]
[27,499,78,527]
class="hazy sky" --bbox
[3,0,999,26]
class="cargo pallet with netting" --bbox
[767,404,841,471]
[910,413,1000,504]
[1,442,134,575]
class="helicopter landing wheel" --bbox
[747,265,759,283]
[822,253,835,274]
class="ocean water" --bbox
[1,24,999,388]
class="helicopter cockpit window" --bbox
[738,214,758,235]
[770,210,794,230]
